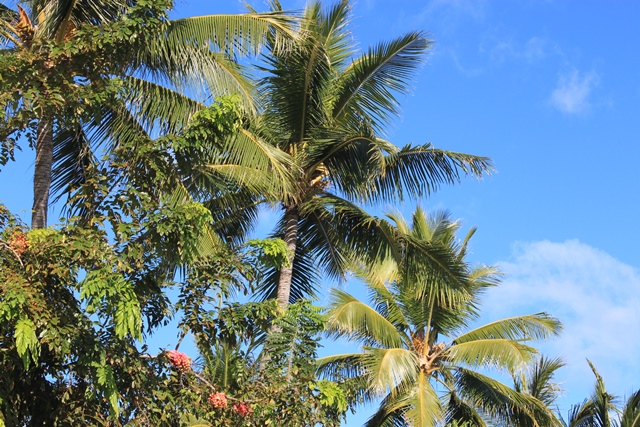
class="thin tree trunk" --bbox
[260,206,299,369]
[276,205,299,310]
[32,119,53,229]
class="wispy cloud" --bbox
[550,69,599,114]
[481,240,640,410]
[481,36,550,64]
[409,0,486,30]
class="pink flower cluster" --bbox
[208,392,228,409]
[9,232,28,256]
[166,350,191,371]
[233,402,252,417]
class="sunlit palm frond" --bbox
[363,347,418,393]
[454,313,562,344]
[402,371,442,427]
[137,35,256,109]
[588,360,618,427]
[446,339,538,372]
[166,11,296,58]
[216,126,293,194]
[325,288,405,348]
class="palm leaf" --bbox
[619,389,640,427]
[455,367,561,427]
[325,289,405,348]
[165,12,296,58]
[50,123,97,206]
[403,370,442,427]
[332,31,431,132]
[358,142,494,203]
[446,339,538,372]
[454,313,562,344]
[121,76,206,136]
[363,347,418,393]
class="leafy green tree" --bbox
[318,208,562,427]
[144,300,349,426]
[0,0,294,228]
[0,101,258,424]
[188,0,494,309]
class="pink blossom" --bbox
[233,402,252,417]
[208,392,228,409]
[166,350,191,371]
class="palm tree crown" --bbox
[211,0,494,308]
[0,0,295,228]
[318,208,562,427]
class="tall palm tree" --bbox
[318,208,562,427]
[0,0,295,228]
[206,0,494,309]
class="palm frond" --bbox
[166,12,296,58]
[403,371,442,427]
[363,347,418,393]
[446,339,538,372]
[325,288,405,348]
[332,31,431,132]
[455,367,561,427]
[313,0,353,70]
[121,76,206,136]
[358,142,494,203]
[50,123,97,205]
[444,389,488,427]
[454,313,562,344]
[619,389,640,427]
[514,356,565,407]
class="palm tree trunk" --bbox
[276,205,299,309]
[32,119,53,229]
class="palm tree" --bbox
[318,208,562,427]
[205,0,494,309]
[508,356,565,427]
[561,361,639,427]
[0,0,295,228]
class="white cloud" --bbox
[481,240,640,411]
[550,69,599,114]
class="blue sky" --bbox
[2,0,639,425]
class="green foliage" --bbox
[14,318,39,369]
[0,0,173,166]
[247,237,292,269]
[148,300,350,426]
